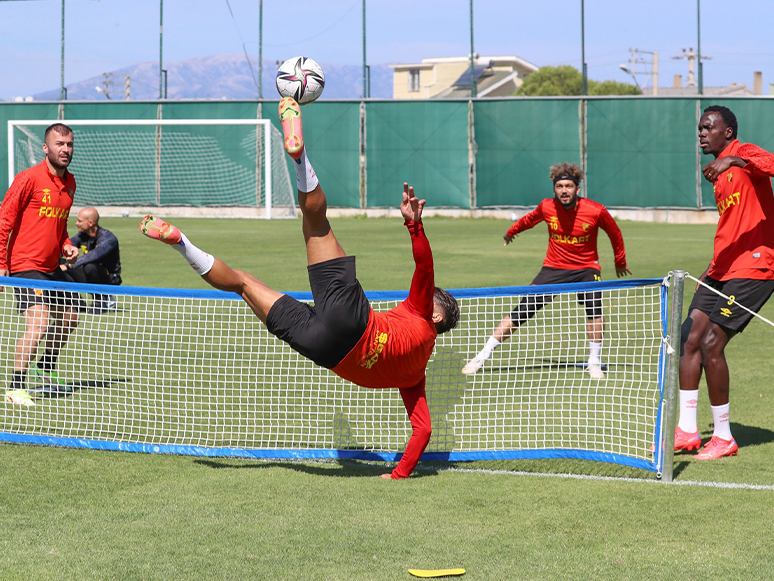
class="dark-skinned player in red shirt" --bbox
[673,105,774,460]
[462,162,630,379]
[140,97,460,479]
[1,123,82,407]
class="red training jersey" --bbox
[707,140,774,281]
[0,160,76,273]
[332,220,437,479]
[506,197,626,271]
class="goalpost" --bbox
[0,275,681,479]
[7,119,296,219]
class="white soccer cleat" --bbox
[5,389,35,407]
[587,363,605,380]
[462,355,487,375]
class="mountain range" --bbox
[33,53,394,101]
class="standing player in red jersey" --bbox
[462,162,630,378]
[0,123,82,406]
[140,97,460,479]
[673,105,774,460]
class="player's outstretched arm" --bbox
[400,182,425,222]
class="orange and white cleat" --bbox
[278,97,304,160]
[695,436,738,460]
[139,215,182,245]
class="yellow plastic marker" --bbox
[408,569,466,578]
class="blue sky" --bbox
[1,0,772,100]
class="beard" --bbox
[46,149,72,171]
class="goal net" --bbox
[7,119,295,218]
[0,276,672,475]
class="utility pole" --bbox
[672,48,710,88]
[258,0,263,100]
[362,0,368,98]
[159,0,164,99]
[470,0,477,97]
[581,0,587,95]
[60,0,66,100]
[697,0,703,94]
[619,49,659,94]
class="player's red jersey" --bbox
[707,140,774,281]
[506,197,626,271]
[0,160,75,273]
[333,220,437,478]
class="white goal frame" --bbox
[8,119,282,219]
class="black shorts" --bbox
[265,256,370,369]
[688,276,774,332]
[11,269,86,315]
[510,267,603,324]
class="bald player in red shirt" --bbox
[1,123,81,406]
[673,105,774,460]
[462,162,630,378]
[140,97,460,479]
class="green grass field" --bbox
[2,215,774,581]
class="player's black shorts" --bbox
[510,266,603,324]
[265,255,370,369]
[11,268,86,315]
[687,276,774,332]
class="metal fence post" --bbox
[661,269,685,482]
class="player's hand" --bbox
[63,244,78,265]
[0,268,8,292]
[503,233,517,246]
[702,156,745,182]
[400,182,426,222]
[616,267,632,278]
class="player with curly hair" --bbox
[462,161,630,378]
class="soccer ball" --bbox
[275,56,325,105]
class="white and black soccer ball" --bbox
[275,56,325,105]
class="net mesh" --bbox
[0,279,666,470]
[11,122,295,213]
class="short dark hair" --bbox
[703,105,738,139]
[433,287,460,334]
[44,123,73,140]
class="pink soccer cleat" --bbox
[139,215,182,245]
[674,426,702,452]
[695,436,738,460]
[278,97,304,160]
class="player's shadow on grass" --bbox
[482,361,621,374]
[193,458,439,478]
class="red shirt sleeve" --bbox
[737,143,774,176]
[391,380,432,479]
[404,220,434,319]
[506,202,545,238]
[597,207,627,269]
[0,173,33,270]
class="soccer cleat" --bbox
[695,436,738,460]
[648,426,702,453]
[461,355,487,375]
[5,389,35,407]
[674,426,702,451]
[586,363,605,380]
[28,367,73,395]
[278,97,304,160]
[139,215,182,245]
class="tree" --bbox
[515,65,641,96]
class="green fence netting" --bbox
[474,99,581,207]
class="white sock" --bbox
[711,403,733,440]
[588,341,602,365]
[477,337,501,360]
[173,232,215,275]
[293,148,319,193]
[677,389,699,433]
